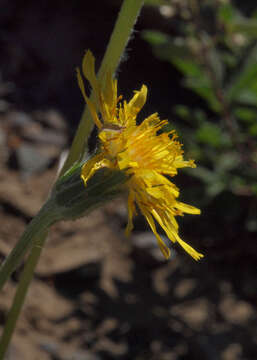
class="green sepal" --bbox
[52,160,128,221]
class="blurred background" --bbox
[0,0,256,359]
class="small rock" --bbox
[174,279,197,298]
[219,296,255,324]
[34,109,67,131]
[171,299,210,330]
[16,144,51,178]
[221,343,242,360]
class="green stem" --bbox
[0,199,57,292]
[0,231,47,359]
[60,0,144,176]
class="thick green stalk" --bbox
[60,0,145,176]
[0,231,47,359]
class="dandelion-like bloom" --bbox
[77,51,203,260]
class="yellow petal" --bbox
[85,97,103,129]
[76,67,88,102]
[127,85,148,119]
[103,71,118,113]
[82,50,99,95]
[176,237,204,261]
[81,154,112,186]
[175,201,201,214]
[77,68,102,129]
[151,208,178,241]
[140,206,170,259]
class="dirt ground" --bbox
[0,1,256,359]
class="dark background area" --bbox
[0,0,200,127]
[0,1,256,359]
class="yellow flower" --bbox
[77,50,203,261]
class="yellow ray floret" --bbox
[79,50,203,261]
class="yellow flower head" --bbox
[77,50,203,261]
